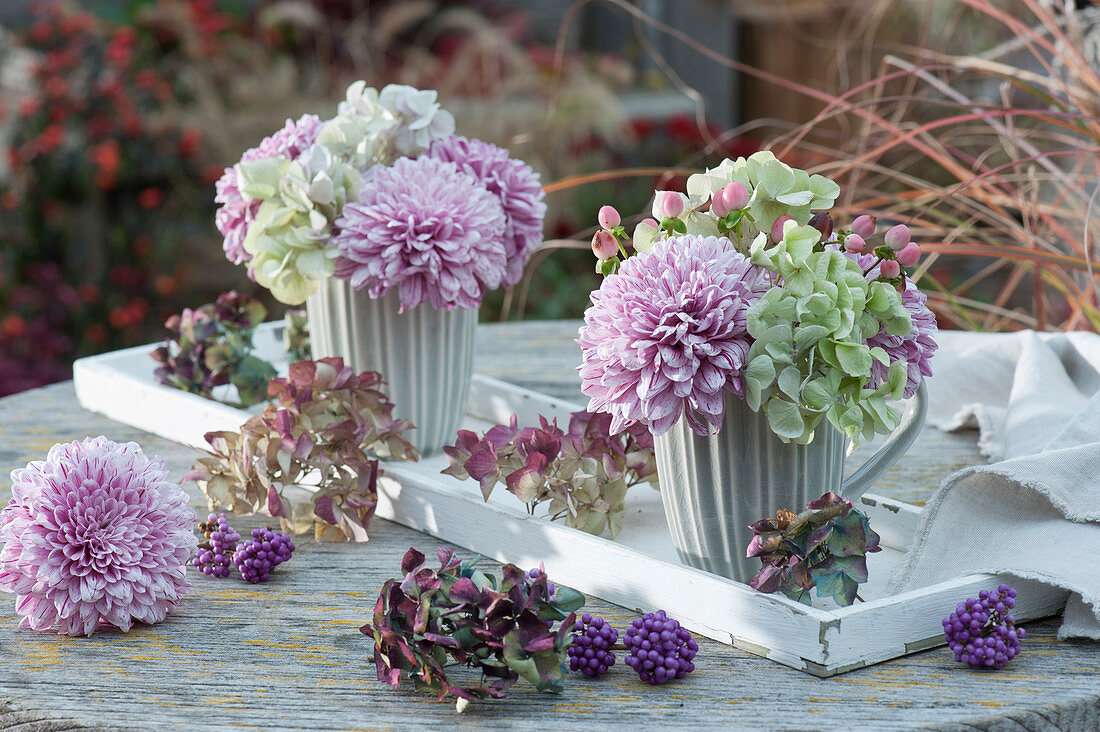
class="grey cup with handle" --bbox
[654,381,927,584]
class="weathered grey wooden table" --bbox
[0,320,1097,731]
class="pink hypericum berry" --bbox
[710,191,733,219]
[896,241,922,267]
[771,214,794,241]
[721,181,750,211]
[657,192,684,219]
[880,259,901,279]
[642,217,659,228]
[598,205,621,230]
[851,215,876,239]
[844,233,867,254]
[591,230,619,260]
[884,224,911,252]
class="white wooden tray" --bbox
[72,323,1067,677]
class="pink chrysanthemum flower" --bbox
[0,437,197,636]
[333,155,507,311]
[844,249,938,398]
[214,114,323,265]
[577,235,772,436]
[427,136,547,287]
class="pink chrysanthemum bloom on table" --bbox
[844,249,938,398]
[333,155,508,311]
[427,136,547,287]
[214,114,323,265]
[0,437,197,636]
[577,235,772,436]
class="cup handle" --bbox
[839,379,928,501]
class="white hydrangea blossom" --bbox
[333,81,455,165]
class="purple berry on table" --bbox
[193,513,241,579]
[526,567,556,599]
[568,614,619,677]
[943,584,1025,670]
[622,610,698,684]
[233,527,294,583]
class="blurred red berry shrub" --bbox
[0,0,244,396]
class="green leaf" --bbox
[767,398,807,440]
[794,325,829,353]
[834,342,872,377]
[802,378,836,410]
[549,586,585,614]
[777,366,803,400]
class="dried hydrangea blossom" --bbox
[187,358,416,542]
[362,547,583,707]
[443,410,657,538]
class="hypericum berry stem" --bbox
[862,256,885,276]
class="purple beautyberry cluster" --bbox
[569,614,619,676]
[233,527,295,584]
[193,513,241,578]
[943,584,1025,670]
[623,610,698,685]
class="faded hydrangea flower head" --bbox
[237,144,359,304]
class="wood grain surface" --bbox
[0,320,1096,732]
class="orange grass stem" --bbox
[920,243,1096,272]
[542,168,697,194]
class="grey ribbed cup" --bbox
[654,394,847,584]
[305,280,477,456]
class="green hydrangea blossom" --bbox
[238,145,359,304]
[635,151,840,255]
[742,223,912,446]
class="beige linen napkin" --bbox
[889,330,1100,639]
